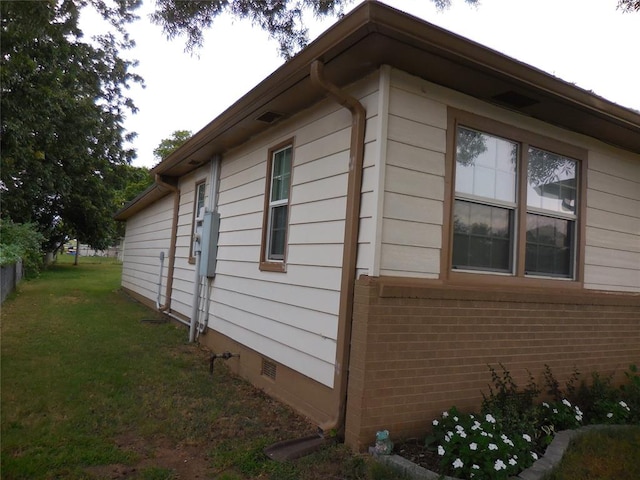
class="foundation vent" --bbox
[261,358,277,380]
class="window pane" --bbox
[196,182,206,217]
[525,214,573,277]
[453,200,512,272]
[268,205,288,260]
[271,147,292,202]
[455,127,517,202]
[527,148,577,214]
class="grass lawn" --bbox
[545,426,640,480]
[1,257,405,480]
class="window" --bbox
[447,111,584,282]
[189,180,207,262]
[260,141,293,271]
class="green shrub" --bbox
[481,364,540,438]
[424,364,639,480]
[0,219,44,277]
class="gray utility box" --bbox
[199,211,220,278]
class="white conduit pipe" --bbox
[189,243,202,343]
[197,156,221,337]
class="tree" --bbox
[153,130,193,162]
[618,0,640,12]
[150,0,480,58]
[1,0,141,252]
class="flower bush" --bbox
[429,407,536,479]
[421,364,638,480]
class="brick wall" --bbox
[345,275,640,451]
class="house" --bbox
[115,1,640,451]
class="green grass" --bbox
[1,261,405,480]
[545,427,640,480]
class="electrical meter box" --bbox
[199,210,220,278]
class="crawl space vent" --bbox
[261,358,277,380]
[491,91,539,109]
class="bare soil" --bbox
[85,434,214,479]
[395,439,443,473]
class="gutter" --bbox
[155,174,179,313]
[309,60,366,437]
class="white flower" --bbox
[472,464,480,470]
[531,452,539,460]
[481,431,488,437]
[509,458,517,466]
[453,416,459,422]
[469,442,478,451]
[619,401,628,408]
[542,402,549,408]
[522,434,532,442]
[607,412,614,418]
[575,407,583,416]
[453,458,464,469]
[438,445,445,456]
[442,411,449,418]
[432,419,439,426]
[575,415,582,422]
[488,443,498,451]
[562,399,572,407]
[494,459,506,471]
[500,434,514,447]
[553,408,558,414]
[455,425,465,432]
[459,431,467,438]
[471,421,481,431]
[485,413,496,423]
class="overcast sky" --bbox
[93,0,639,168]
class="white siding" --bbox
[209,74,380,387]
[379,72,448,278]
[584,151,640,291]
[380,68,640,291]
[121,193,174,303]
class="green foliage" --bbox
[153,130,192,162]
[621,364,640,424]
[481,364,541,438]
[543,364,580,402]
[0,219,44,276]
[425,364,639,480]
[429,407,536,479]
[1,0,141,251]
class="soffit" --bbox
[149,1,639,180]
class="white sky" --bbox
[90,0,639,168]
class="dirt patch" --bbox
[395,439,442,473]
[85,433,214,479]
